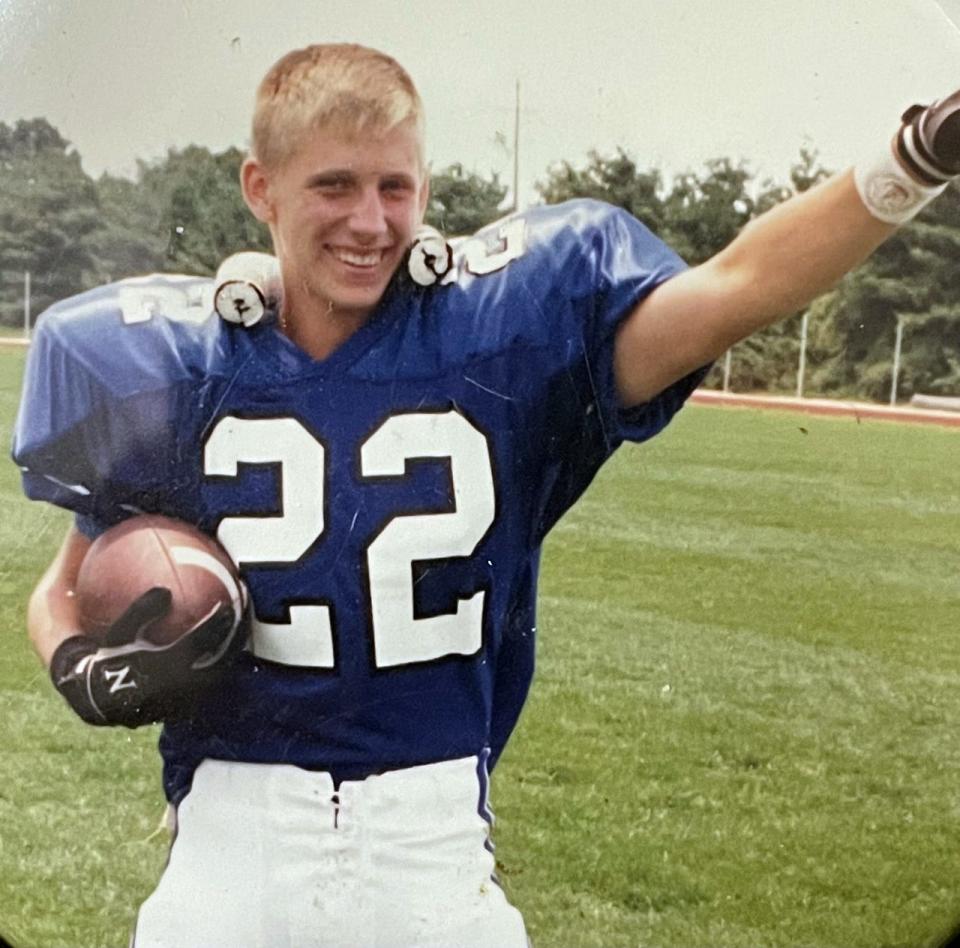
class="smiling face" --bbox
[242,119,428,337]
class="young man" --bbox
[13,43,960,948]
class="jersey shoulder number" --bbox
[448,217,527,280]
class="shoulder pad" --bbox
[35,274,227,396]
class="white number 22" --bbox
[204,411,496,670]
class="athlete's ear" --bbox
[241,157,274,224]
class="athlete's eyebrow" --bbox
[380,172,418,187]
[305,170,356,188]
[304,169,418,189]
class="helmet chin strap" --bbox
[213,252,282,327]
[407,226,454,286]
[214,226,455,329]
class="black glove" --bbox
[49,587,247,728]
[896,90,960,186]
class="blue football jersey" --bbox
[13,200,706,803]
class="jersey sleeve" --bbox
[586,202,710,444]
[513,200,710,540]
[547,199,706,442]
[11,276,223,528]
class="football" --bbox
[75,514,243,645]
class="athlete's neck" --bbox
[279,298,372,361]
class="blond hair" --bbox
[251,43,425,170]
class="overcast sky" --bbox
[0,0,958,207]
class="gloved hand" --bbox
[49,586,247,728]
[895,91,960,186]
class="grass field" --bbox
[1,344,959,948]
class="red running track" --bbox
[691,389,960,429]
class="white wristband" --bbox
[854,145,948,225]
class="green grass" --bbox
[1,346,959,947]
[0,350,169,948]
[497,410,960,948]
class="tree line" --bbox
[2,117,958,400]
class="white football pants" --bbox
[131,756,529,948]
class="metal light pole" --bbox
[23,271,31,339]
[796,310,809,398]
[512,80,520,212]
[890,315,904,406]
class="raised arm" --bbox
[615,91,960,407]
